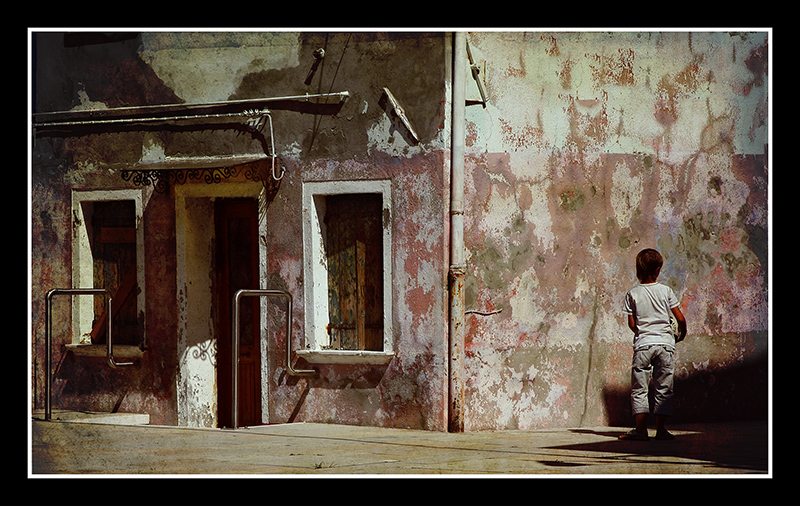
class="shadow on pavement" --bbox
[553,421,768,473]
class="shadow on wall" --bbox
[603,354,769,426]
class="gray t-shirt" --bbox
[622,282,680,350]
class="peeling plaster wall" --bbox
[461,32,769,429]
[31,30,768,433]
[245,33,451,430]
[266,151,450,430]
[31,31,451,431]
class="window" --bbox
[300,180,393,364]
[324,193,383,351]
[71,190,145,347]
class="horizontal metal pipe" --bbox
[32,92,350,128]
[34,110,253,129]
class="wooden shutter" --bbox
[90,201,138,345]
[324,194,383,351]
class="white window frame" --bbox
[70,189,146,346]
[299,180,394,364]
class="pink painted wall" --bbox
[30,31,769,431]
[460,32,768,429]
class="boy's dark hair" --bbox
[636,248,663,281]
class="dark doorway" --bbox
[215,198,261,428]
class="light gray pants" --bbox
[631,345,675,416]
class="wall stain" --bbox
[559,188,585,212]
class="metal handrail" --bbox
[231,289,315,429]
[43,288,134,421]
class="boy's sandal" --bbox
[618,429,649,441]
[654,431,675,440]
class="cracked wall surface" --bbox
[461,31,768,429]
[31,30,768,431]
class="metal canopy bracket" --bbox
[32,92,350,129]
[121,108,284,193]
[466,39,488,108]
[381,87,420,144]
[32,92,350,192]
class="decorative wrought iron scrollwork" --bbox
[120,162,269,194]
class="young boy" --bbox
[619,248,687,441]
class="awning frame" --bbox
[32,92,350,193]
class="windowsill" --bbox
[296,349,394,365]
[65,344,144,359]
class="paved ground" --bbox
[29,414,770,476]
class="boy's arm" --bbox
[627,314,637,334]
[671,306,687,341]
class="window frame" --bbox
[299,180,394,364]
[70,189,146,348]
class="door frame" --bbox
[175,183,267,428]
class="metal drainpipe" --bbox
[448,32,467,433]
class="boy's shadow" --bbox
[550,424,768,473]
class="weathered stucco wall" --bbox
[461,32,768,429]
[31,32,452,430]
[240,33,452,430]
[31,30,768,432]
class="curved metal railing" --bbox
[43,288,134,421]
[231,289,315,429]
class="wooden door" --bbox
[216,198,261,428]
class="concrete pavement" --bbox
[30,413,770,476]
